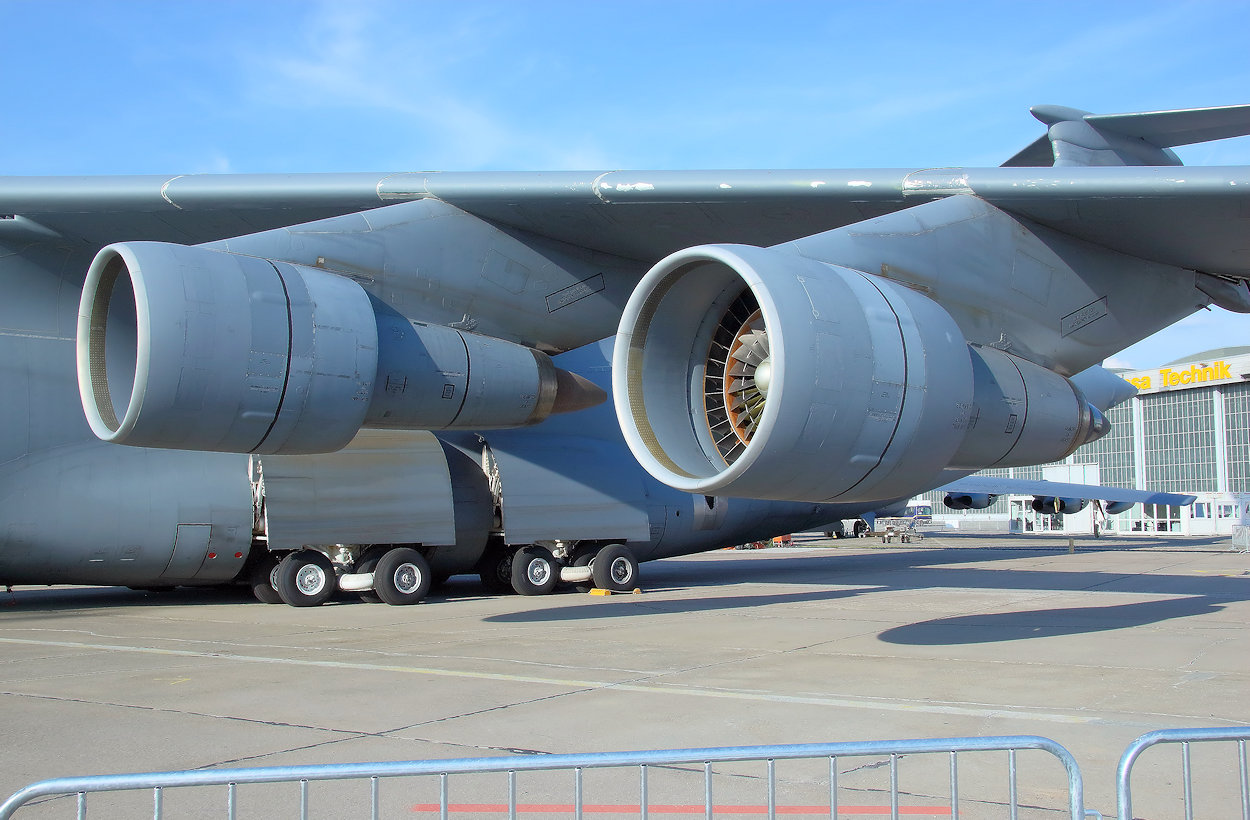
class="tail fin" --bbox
[1002,103,1250,168]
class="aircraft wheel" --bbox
[511,545,559,595]
[373,548,432,605]
[591,543,638,592]
[249,552,284,604]
[478,550,515,594]
[275,549,336,607]
[570,547,596,592]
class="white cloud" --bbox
[232,1,608,170]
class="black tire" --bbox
[511,545,559,595]
[249,552,284,604]
[275,549,336,607]
[478,550,516,595]
[373,547,431,606]
[591,543,638,592]
[570,547,596,592]
[355,549,384,603]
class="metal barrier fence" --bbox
[0,735,1086,820]
[1116,727,1250,820]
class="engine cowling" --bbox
[1032,496,1089,515]
[1104,500,1135,515]
[613,243,1109,503]
[77,242,602,454]
[943,493,998,511]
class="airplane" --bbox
[1,104,1236,606]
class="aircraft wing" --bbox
[938,475,1197,508]
[4,165,1250,280]
[6,103,1246,515]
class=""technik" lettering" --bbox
[1128,360,1232,391]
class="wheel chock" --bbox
[587,588,644,596]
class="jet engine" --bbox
[1031,496,1089,514]
[613,244,1108,503]
[1104,501,1135,515]
[943,493,998,511]
[78,242,602,454]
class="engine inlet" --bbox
[703,289,768,465]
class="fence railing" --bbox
[1116,726,1250,820]
[0,734,1086,820]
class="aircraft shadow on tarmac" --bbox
[479,548,1249,643]
[5,548,1247,647]
[876,597,1226,645]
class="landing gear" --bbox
[477,542,642,596]
[477,548,515,594]
[249,552,284,604]
[570,547,596,593]
[591,543,638,592]
[354,547,386,603]
[275,549,336,607]
[373,547,431,605]
[511,545,559,595]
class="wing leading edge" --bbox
[3,105,1249,280]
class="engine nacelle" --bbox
[943,493,998,511]
[614,244,1108,503]
[78,242,602,454]
[1104,500,1135,515]
[1031,496,1089,515]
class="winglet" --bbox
[1003,103,1250,168]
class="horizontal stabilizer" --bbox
[1004,103,1250,168]
[1085,104,1250,147]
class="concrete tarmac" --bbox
[1,533,1247,818]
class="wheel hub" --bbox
[527,558,552,585]
[393,563,421,594]
[609,557,632,584]
[295,565,326,595]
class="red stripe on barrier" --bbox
[411,804,951,816]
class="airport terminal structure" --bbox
[921,347,1250,536]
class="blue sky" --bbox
[3,0,1247,368]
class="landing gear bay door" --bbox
[253,429,456,549]
[485,433,651,546]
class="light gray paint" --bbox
[0,104,1235,593]
[256,430,457,550]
